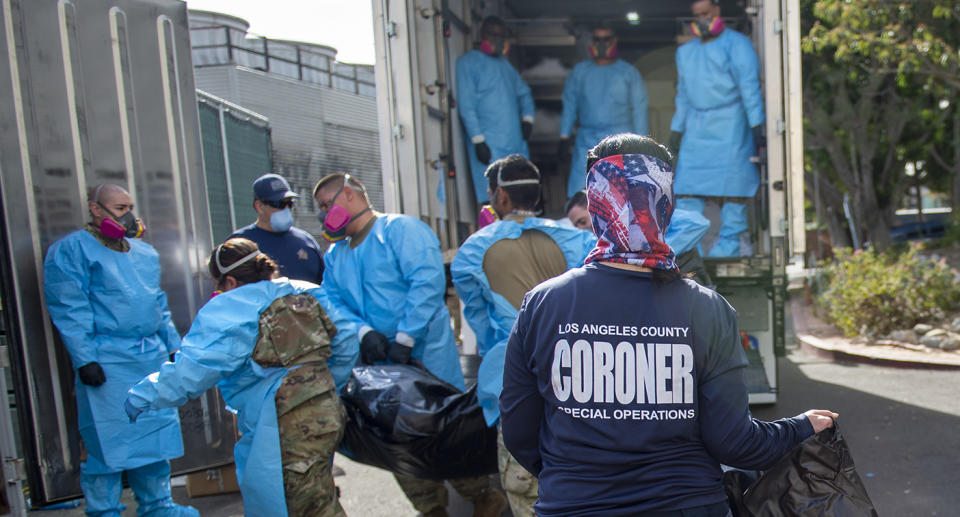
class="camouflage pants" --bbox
[497,426,538,517]
[393,473,493,513]
[278,390,346,517]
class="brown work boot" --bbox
[421,507,450,517]
[472,489,508,517]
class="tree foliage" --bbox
[802,1,960,250]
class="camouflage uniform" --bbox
[497,426,538,517]
[254,293,347,517]
[393,473,494,515]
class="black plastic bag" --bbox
[725,422,878,516]
[337,364,498,480]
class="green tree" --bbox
[802,0,960,249]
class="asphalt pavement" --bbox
[29,300,960,517]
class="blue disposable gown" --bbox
[671,29,764,198]
[451,218,595,424]
[126,278,359,517]
[322,214,465,389]
[667,208,712,256]
[561,59,649,197]
[456,49,536,204]
[43,230,183,474]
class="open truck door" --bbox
[372,0,807,402]
[0,0,236,508]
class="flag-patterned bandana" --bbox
[584,153,678,271]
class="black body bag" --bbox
[337,364,498,480]
[725,422,878,516]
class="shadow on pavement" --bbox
[752,353,960,517]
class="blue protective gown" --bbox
[322,214,465,389]
[561,59,649,197]
[126,278,358,517]
[671,29,763,198]
[450,218,595,424]
[43,230,183,472]
[44,230,191,516]
[456,49,536,204]
[668,208,712,256]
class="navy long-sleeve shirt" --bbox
[230,223,324,284]
[500,263,813,516]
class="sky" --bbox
[184,0,376,65]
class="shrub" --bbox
[818,243,960,337]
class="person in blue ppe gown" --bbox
[559,24,650,198]
[566,185,712,286]
[125,238,358,517]
[313,173,507,517]
[43,184,198,517]
[451,155,595,516]
[669,0,765,258]
[456,16,536,205]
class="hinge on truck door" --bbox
[773,20,783,33]
[392,125,404,139]
[4,457,25,482]
[386,21,398,39]
[776,119,786,135]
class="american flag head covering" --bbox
[584,153,678,271]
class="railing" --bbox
[189,24,376,98]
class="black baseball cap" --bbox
[253,174,298,202]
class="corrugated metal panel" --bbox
[193,64,382,238]
[0,0,235,504]
[197,89,273,243]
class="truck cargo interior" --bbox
[492,1,759,248]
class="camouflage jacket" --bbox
[253,293,338,417]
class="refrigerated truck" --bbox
[0,0,237,511]
[371,0,806,404]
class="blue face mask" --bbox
[270,208,294,233]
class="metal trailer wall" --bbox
[0,0,235,505]
[189,13,382,239]
[197,89,273,243]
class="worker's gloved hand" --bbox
[668,131,683,158]
[388,342,413,365]
[169,352,177,363]
[558,138,571,160]
[475,142,492,165]
[77,362,106,387]
[360,330,390,364]
[124,399,143,423]
[751,125,766,157]
[521,121,533,141]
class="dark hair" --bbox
[485,154,541,210]
[208,238,278,285]
[591,23,616,36]
[586,134,681,285]
[565,190,588,215]
[481,16,506,36]
[586,133,674,173]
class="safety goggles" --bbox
[261,198,295,210]
[592,35,615,44]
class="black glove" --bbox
[388,342,413,365]
[668,131,683,158]
[521,121,533,141]
[751,125,766,156]
[360,331,389,364]
[558,138,572,160]
[475,142,492,165]
[77,362,106,387]
[169,352,177,363]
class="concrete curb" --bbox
[789,296,960,370]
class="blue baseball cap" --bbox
[253,173,298,202]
